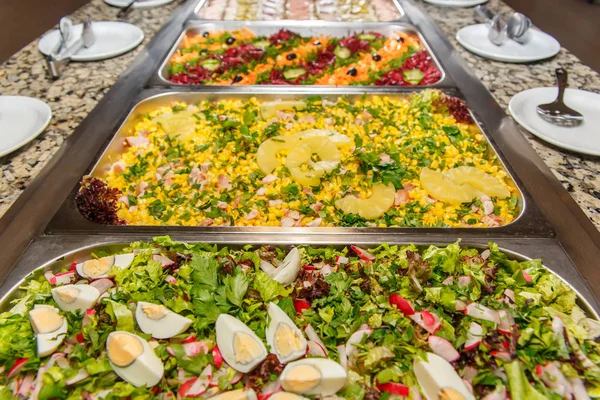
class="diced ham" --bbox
[189,165,205,185]
[217,174,232,190]
[218,115,228,121]
[125,133,149,148]
[378,153,392,165]
[244,210,259,220]
[482,215,502,227]
[280,217,296,227]
[302,187,314,195]
[307,218,322,227]
[325,117,334,125]
[111,160,126,174]
[481,195,494,215]
[198,218,214,227]
[232,196,241,208]
[256,187,267,196]
[269,199,283,207]
[310,202,323,212]
[276,111,294,120]
[217,201,228,210]
[201,162,211,172]
[362,109,373,120]
[286,210,301,220]
[162,170,175,188]
[118,196,129,207]
[136,181,148,196]
[299,115,316,124]
[355,118,365,126]
[262,174,278,184]
[394,189,411,206]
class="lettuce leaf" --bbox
[103,300,134,332]
[191,254,219,290]
[253,271,293,302]
[422,241,461,274]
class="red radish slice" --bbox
[183,341,210,357]
[462,379,474,394]
[540,362,572,398]
[89,278,114,294]
[428,336,460,362]
[302,265,316,271]
[320,264,333,276]
[345,328,373,359]
[535,365,543,376]
[200,365,213,380]
[180,335,197,344]
[179,377,207,398]
[497,310,514,334]
[76,333,85,344]
[165,275,178,284]
[462,366,478,382]
[153,254,175,268]
[389,294,415,316]
[230,371,243,385]
[465,303,500,324]
[335,256,349,265]
[7,358,28,379]
[377,382,410,396]
[465,321,483,351]
[337,344,348,371]
[307,340,327,357]
[521,270,532,283]
[458,276,471,288]
[66,369,90,385]
[294,299,311,314]
[350,245,375,261]
[422,310,436,327]
[504,288,515,303]
[18,373,34,397]
[455,300,467,311]
[410,312,441,334]
[569,377,590,400]
[260,379,282,399]
[212,345,224,369]
[304,324,328,355]
[209,366,242,387]
[45,271,75,285]
[490,351,512,362]
[441,276,454,286]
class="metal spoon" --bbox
[488,14,508,46]
[474,5,495,24]
[46,20,96,79]
[507,12,532,44]
[117,0,137,18]
[536,68,584,128]
[50,17,73,57]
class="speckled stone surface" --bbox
[1,0,600,229]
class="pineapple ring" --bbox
[286,136,341,186]
[293,129,353,148]
[335,183,396,220]
[256,137,299,174]
[154,110,199,141]
[420,168,482,205]
[260,101,307,120]
[286,144,323,187]
[442,166,510,199]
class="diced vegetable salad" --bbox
[168,28,441,86]
[77,91,520,227]
[0,238,598,399]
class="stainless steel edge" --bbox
[45,88,553,236]
[148,20,451,88]
[2,235,597,320]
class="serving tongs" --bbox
[474,5,532,46]
[45,19,95,80]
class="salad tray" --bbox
[194,0,406,22]
[149,20,450,88]
[45,89,552,236]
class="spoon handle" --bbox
[555,68,568,103]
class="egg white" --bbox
[414,353,475,400]
[216,314,267,373]
[265,302,306,363]
[51,284,101,312]
[107,331,164,388]
[30,305,68,357]
[76,253,135,280]
[280,358,347,396]
[135,301,192,339]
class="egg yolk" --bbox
[30,307,64,334]
[142,303,168,320]
[283,364,321,393]
[274,323,304,357]
[108,333,144,367]
[213,389,250,400]
[234,332,264,365]
[272,393,305,400]
[57,287,79,304]
[439,388,466,400]
[83,256,114,278]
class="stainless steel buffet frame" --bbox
[0,0,599,313]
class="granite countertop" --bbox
[1,0,600,228]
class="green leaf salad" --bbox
[0,238,598,399]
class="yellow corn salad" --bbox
[98,90,520,227]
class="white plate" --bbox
[104,0,174,9]
[509,88,600,156]
[456,23,560,63]
[0,96,52,158]
[424,0,487,7]
[38,21,144,62]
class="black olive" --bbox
[314,40,321,46]
[396,36,405,43]
[372,53,381,61]
[286,53,297,60]
[347,67,357,76]
[226,37,236,45]
[232,75,243,84]
[202,31,209,38]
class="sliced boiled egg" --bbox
[216,314,267,373]
[76,253,135,280]
[210,388,258,400]
[266,302,307,363]
[106,331,164,388]
[269,393,308,400]
[260,248,300,286]
[135,301,192,339]
[413,353,475,400]
[51,284,101,312]
[29,305,68,357]
[280,358,347,396]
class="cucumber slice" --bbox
[283,68,307,80]
[254,39,271,48]
[403,69,424,85]
[357,33,377,41]
[201,59,221,71]
[334,46,351,59]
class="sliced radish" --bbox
[350,245,375,261]
[428,336,460,362]
[377,382,410,396]
[153,254,175,268]
[302,265,316,271]
[465,322,483,351]
[569,377,591,400]
[462,379,474,394]
[337,344,347,371]
[18,373,34,397]
[535,365,543,376]
[504,289,515,303]
[304,324,328,355]
[497,310,514,334]
[165,275,178,284]
[410,312,441,334]
[7,358,28,379]
[212,345,224,369]
[66,369,90,385]
[521,270,532,283]
[489,351,511,362]
[180,335,197,344]
[260,379,282,400]
[335,256,349,265]
[76,333,85,344]
[422,311,436,327]
[441,276,454,286]
[89,278,114,294]
[345,328,373,359]
[209,366,242,387]
[45,271,75,286]
[389,294,415,316]
[320,264,333,276]
[183,341,210,357]
[462,366,478,382]
[455,300,467,312]
[179,377,207,398]
[294,299,311,314]
[457,276,471,288]
[465,303,500,324]
[307,340,327,357]
[540,362,572,398]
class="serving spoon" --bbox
[536,68,584,128]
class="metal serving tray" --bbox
[46,88,552,236]
[149,20,452,88]
[2,236,598,319]
[193,0,407,23]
